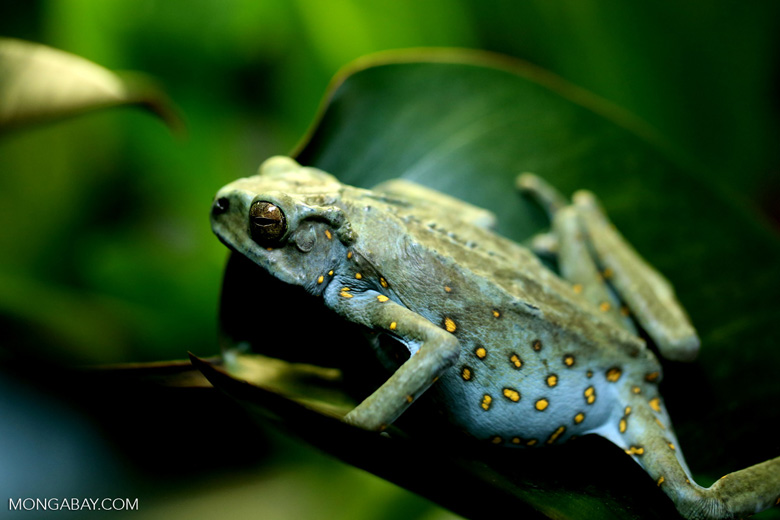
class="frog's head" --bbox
[210,156,356,288]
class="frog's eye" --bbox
[249,201,287,245]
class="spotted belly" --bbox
[433,343,623,447]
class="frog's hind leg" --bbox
[572,190,700,361]
[518,174,700,361]
[555,203,638,333]
[517,174,636,333]
[519,175,780,517]
[614,390,780,519]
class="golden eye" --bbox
[249,201,286,245]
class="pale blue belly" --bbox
[432,353,619,446]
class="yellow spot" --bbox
[619,419,627,433]
[444,317,457,333]
[586,370,593,378]
[574,413,585,424]
[461,367,472,381]
[355,272,363,280]
[511,437,521,445]
[620,305,631,317]
[510,354,523,368]
[503,388,521,402]
[563,354,575,367]
[341,287,351,292]
[546,426,566,444]
[649,397,662,413]
[328,270,334,276]
[266,247,274,251]
[655,418,666,429]
[380,277,388,288]
[656,476,665,487]
[584,386,596,405]
[572,283,583,294]
[317,275,324,284]
[632,386,642,394]
[475,347,487,359]
[491,436,502,444]
[645,371,660,383]
[606,367,622,382]
[389,321,397,330]
[599,301,611,312]
[602,267,613,279]
[625,406,632,415]
[325,229,332,240]
[406,395,414,403]
[526,439,538,447]
[546,374,558,387]
[492,309,501,318]
[535,398,549,411]
[668,442,676,451]
[444,285,452,293]
[625,446,645,456]
[347,251,353,259]
[377,295,389,303]
[339,291,353,298]
[481,394,492,411]
[532,339,542,351]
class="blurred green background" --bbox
[1,1,778,519]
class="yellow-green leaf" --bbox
[0,37,181,134]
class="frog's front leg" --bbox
[328,287,460,431]
[519,174,700,361]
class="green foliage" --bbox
[1,2,779,519]
[0,37,182,361]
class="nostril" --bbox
[212,197,230,216]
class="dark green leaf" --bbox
[218,49,780,519]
